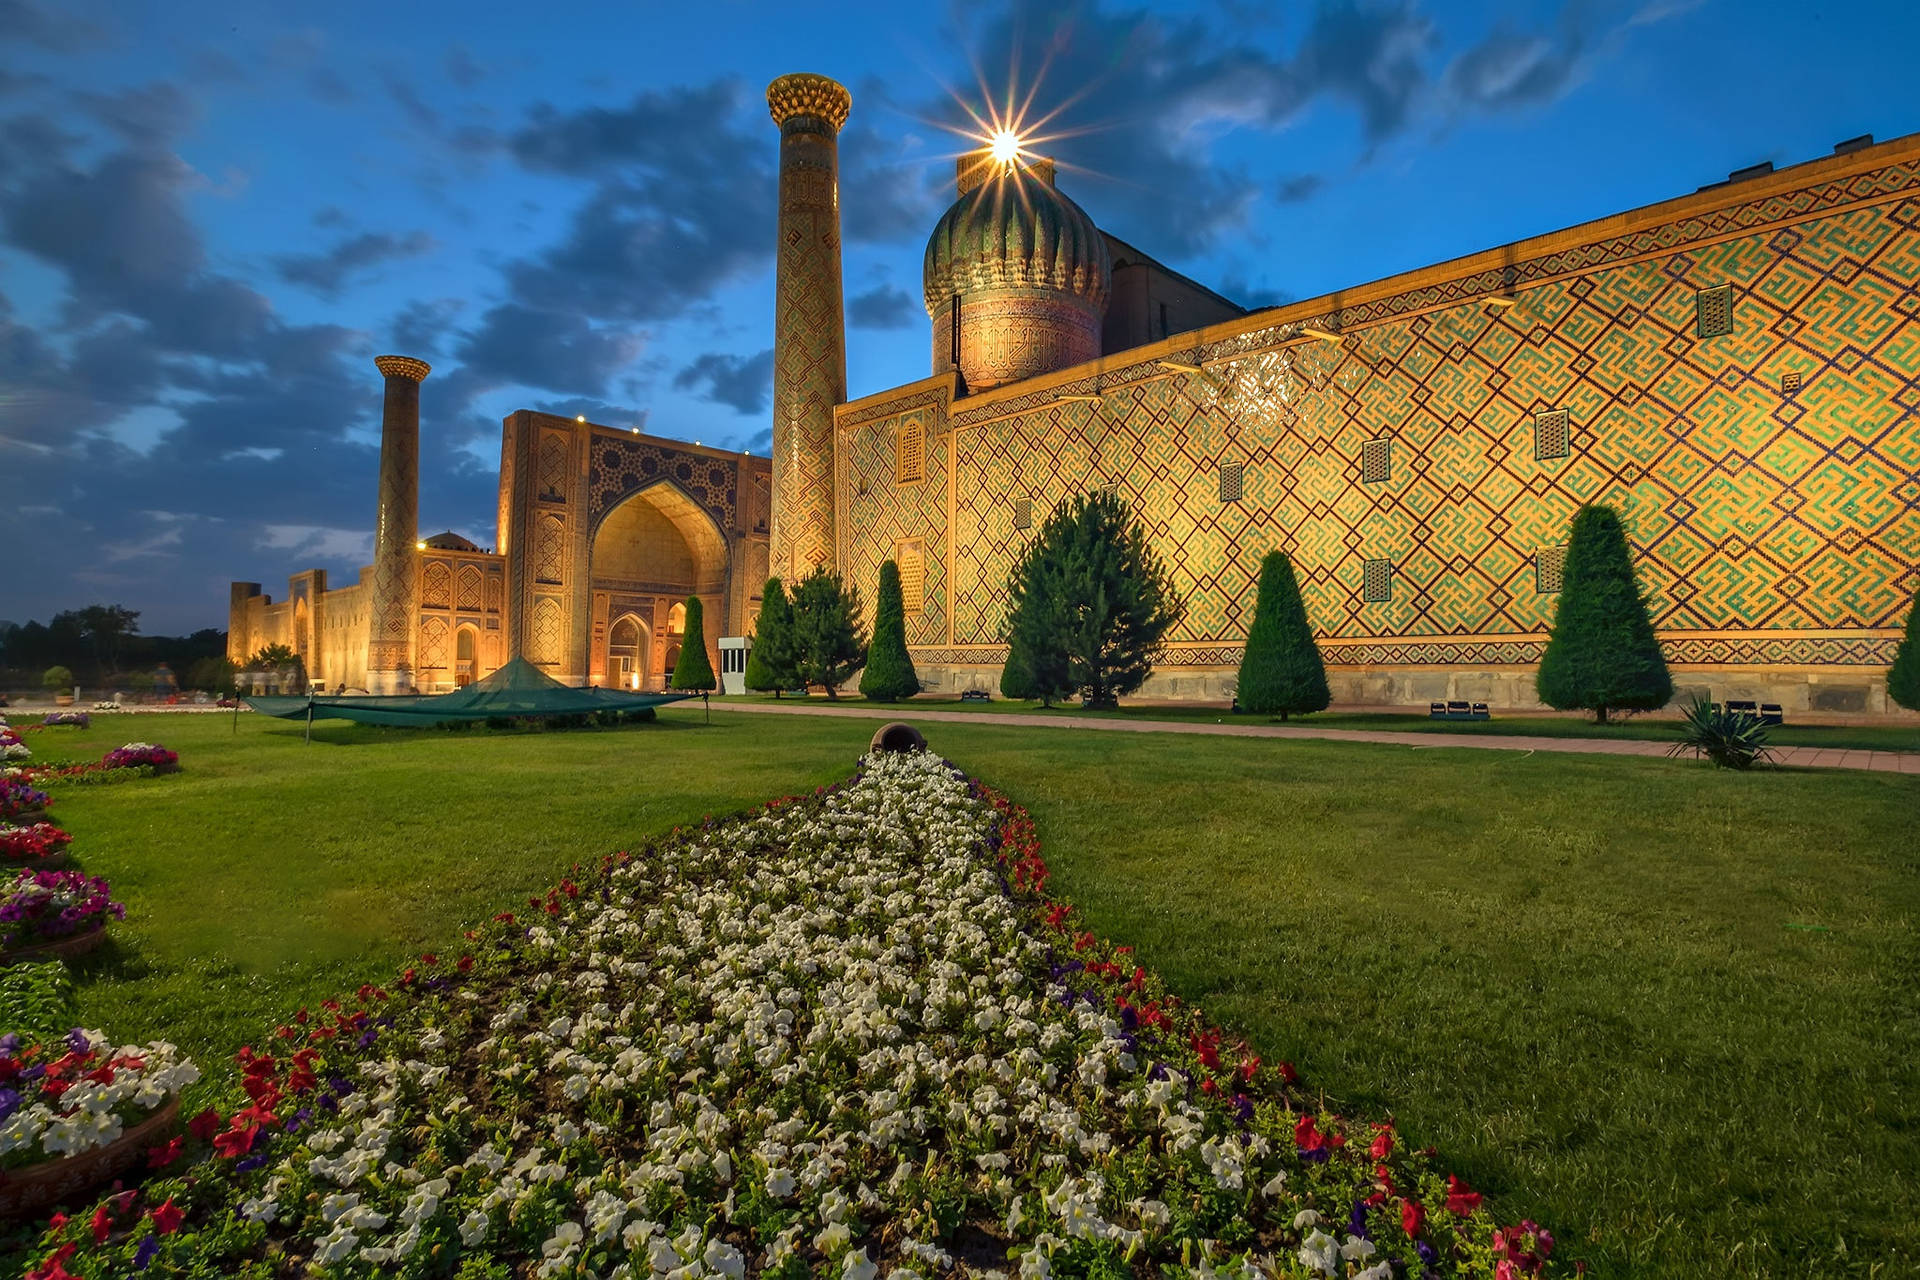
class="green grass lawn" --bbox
[720,691,1920,753]
[10,709,1917,1278]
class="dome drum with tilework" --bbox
[924,153,1111,391]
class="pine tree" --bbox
[1536,504,1672,722]
[670,596,716,692]
[1003,535,1073,707]
[744,577,796,696]
[1889,588,1920,712]
[859,560,920,701]
[1236,550,1329,720]
[790,568,868,698]
[1003,491,1184,709]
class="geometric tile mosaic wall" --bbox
[839,150,1920,669]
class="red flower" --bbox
[187,1108,221,1140]
[25,1244,77,1280]
[1369,1128,1395,1160]
[150,1198,184,1235]
[456,955,474,973]
[147,1135,185,1168]
[1277,1060,1300,1086]
[1402,1199,1426,1237]
[1294,1113,1327,1152]
[213,1122,262,1159]
[1445,1174,1483,1216]
[90,1204,112,1244]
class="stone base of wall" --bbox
[912,662,1917,719]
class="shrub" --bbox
[1667,695,1774,770]
[670,596,716,692]
[1889,588,1920,712]
[1235,550,1330,720]
[998,630,1039,702]
[1536,504,1673,723]
[1004,491,1183,709]
[744,577,798,695]
[859,560,920,701]
[40,666,72,692]
[789,568,868,698]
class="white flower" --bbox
[815,1221,852,1255]
[459,1209,490,1246]
[843,1247,879,1280]
[764,1166,796,1198]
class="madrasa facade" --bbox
[232,72,1920,713]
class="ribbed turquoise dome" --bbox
[922,167,1111,314]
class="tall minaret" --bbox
[367,355,431,694]
[766,73,851,579]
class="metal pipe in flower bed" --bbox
[16,750,1563,1276]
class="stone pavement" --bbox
[706,700,1920,775]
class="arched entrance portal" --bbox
[455,625,478,687]
[589,481,729,689]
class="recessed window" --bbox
[1218,462,1244,503]
[896,540,926,614]
[1012,498,1032,530]
[1362,559,1393,603]
[1696,284,1734,339]
[1781,371,1802,395]
[1361,437,1392,484]
[1534,409,1570,461]
[1535,545,1567,593]
[895,418,925,485]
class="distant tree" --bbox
[185,656,238,694]
[859,560,920,701]
[41,665,73,692]
[744,577,797,696]
[1536,504,1673,723]
[1236,550,1330,720]
[1889,587,1920,712]
[75,604,139,675]
[1005,491,1183,709]
[670,596,716,692]
[246,643,306,694]
[789,568,868,699]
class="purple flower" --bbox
[0,1086,19,1120]
[0,1032,20,1056]
[133,1233,159,1270]
[64,1028,89,1054]
[235,1153,270,1172]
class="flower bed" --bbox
[99,744,177,774]
[0,871,123,957]
[19,752,1560,1277]
[0,1030,199,1219]
[0,825,72,868]
[40,713,90,729]
[0,780,51,823]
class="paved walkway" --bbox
[707,700,1920,775]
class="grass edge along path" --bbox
[12,750,1553,1280]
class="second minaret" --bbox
[766,73,851,580]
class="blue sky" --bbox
[1,0,1914,634]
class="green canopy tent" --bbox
[245,657,693,728]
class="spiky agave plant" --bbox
[1667,696,1774,770]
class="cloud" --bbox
[454,303,644,397]
[672,349,774,416]
[388,298,466,359]
[74,82,199,147]
[275,230,437,299]
[444,42,487,89]
[0,0,112,53]
[849,284,918,330]
[1274,173,1324,203]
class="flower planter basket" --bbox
[52,695,74,707]
[0,1096,179,1220]
[2,923,107,965]
[2,852,70,872]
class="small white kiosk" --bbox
[718,636,751,696]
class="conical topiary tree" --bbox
[859,560,920,701]
[670,595,716,692]
[1536,504,1672,723]
[998,630,1038,702]
[1236,550,1329,720]
[744,577,796,696]
[1889,588,1920,712]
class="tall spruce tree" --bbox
[859,560,920,701]
[1004,491,1183,709]
[1003,533,1074,707]
[744,576,796,696]
[1536,504,1672,722]
[1889,588,1920,712]
[670,596,716,692]
[1236,550,1329,720]
[790,568,868,698]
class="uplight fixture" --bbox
[1057,393,1103,403]
[1300,326,1343,344]
[1157,360,1205,374]
[1484,295,1518,310]
[576,414,587,423]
